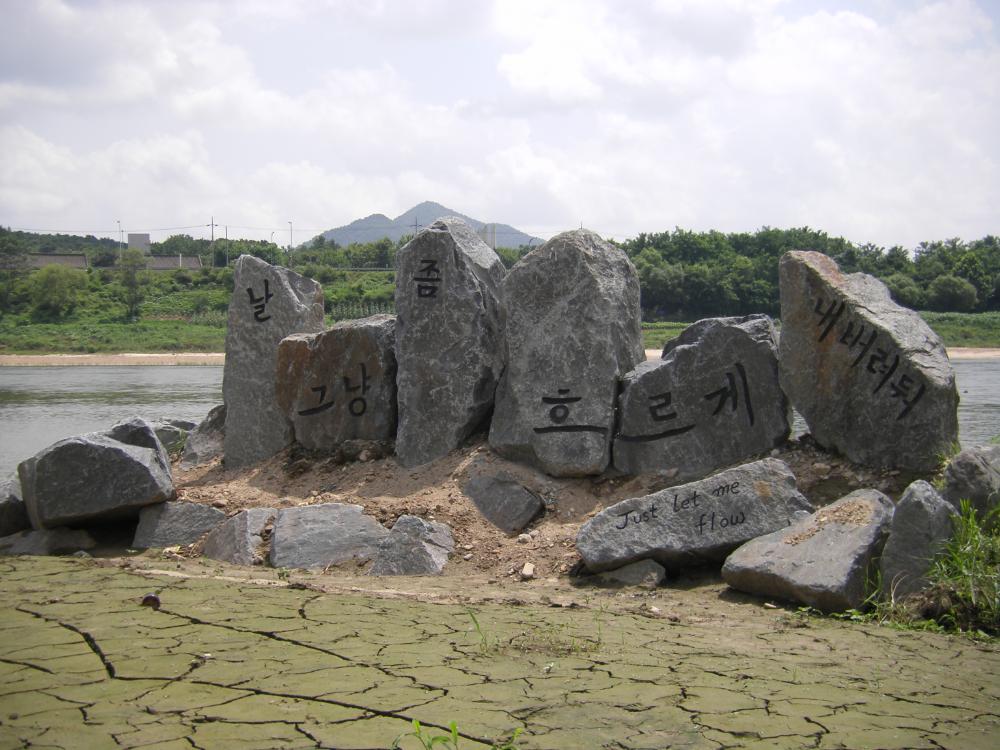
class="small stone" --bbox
[517,533,531,544]
[463,553,473,561]
[212,498,228,508]
[461,543,474,551]
[529,529,540,539]
[813,462,831,473]
[520,562,536,580]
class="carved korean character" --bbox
[342,363,372,416]
[532,389,607,435]
[246,279,274,322]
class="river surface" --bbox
[0,361,997,478]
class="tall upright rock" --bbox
[778,251,958,471]
[489,229,644,476]
[394,218,506,467]
[223,255,325,468]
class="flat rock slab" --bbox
[593,559,666,588]
[269,503,389,569]
[0,527,96,556]
[941,445,1000,520]
[489,229,644,476]
[463,474,545,534]
[577,458,813,572]
[723,488,894,612]
[0,474,29,537]
[18,433,174,529]
[614,315,790,480]
[880,481,955,600]
[133,501,227,549]
[394,218,506,467]
[368,515,454,576]
[203,508,276,566]
[778,251,958,471]
[181,404,226,469]
[276,315,397,451]
[223,255,325,468]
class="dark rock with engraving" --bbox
[223,255,325,468]
[104,416,172,470]
[0,474,29,537]
[490,229,644,476]
[203,508,276,566]
[181,404,226,469]
[778,251,958,471]
[577,459,813,573]
[394,218,506,467]
[594,559,666,588]
[276,315,397,452]
[941,445,1000,520]
[18,433,174,529]
[269,503,388,569]
[368,515,454,576]
[614,315,790,479]
[133,501,226,549]
[722,489,894,612]
[880,481,955,600]
[0,528,96,557]
[463,474,545,534]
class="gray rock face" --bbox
[941,445,1000,521]
[394,218,506,467]
[463,474,545,534]
[0,528,96,556]
[489,229,644,477]
[18,433,174,529]
[778,251,958,471]
[0,474,29,537]
[722,489,894,612]
[368,515,454,576]
[880,481,955,600]
[104,416,171,470]
[181,404,226,469]
[223,255,325,468]
[577,459,813,573]
[269,504,388,569]
[594,559,666,588]
[614,315,790,479]
[276,315,397,451]
[132,502,226,549]
[151,419,197,453]
[202,508,276,566]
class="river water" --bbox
[0,361,997,478]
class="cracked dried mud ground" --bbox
[1,558,998,750]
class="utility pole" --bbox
[116,219,123,261]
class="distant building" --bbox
[146,255,203,271]
[28,253,88,270]
[128,233,151,254]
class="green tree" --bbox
[953,252,991,308]
[0,232,30,310]
[119,249,148,320]
[883,273,925,310]
[927,274,978,312]
[30,265,87,319]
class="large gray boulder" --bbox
[223,255,325,468]
[0,528,96,556]
[614,315,790,479]
[0,474,29,537]
[18,433,174,529]
[133,501,227,549]
[722,489,894,612]
[276,315,397,451]
[269,503,388,569]
[368,515,454,576]
[202,508,276,566]
[463,474,545,534]
[940,445,1000,521]
[394,218,506,467]
[489,229,644,476]
[778,251,958,471]
[577,459,813,573]
[181,404,226,469]
[879,481,955,600]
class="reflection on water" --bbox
[0,361,996,478]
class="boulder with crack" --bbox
[722,488,894,612]
[778,251,958,471]
[203,508,276,566]
[490,229,644,476]
[276,315,397,452]
[879,480,955,600]
[133,501,227,549]
[577,458,813,573]
[368,515,454,576]
[394,218,506,467]
[614,315,790,480]
[269,503,388,569]
[223,255,325,468]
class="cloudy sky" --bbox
[1,0,997,249]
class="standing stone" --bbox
[577,458,813,572]
[463,474,545,534]
[181,404,226,469]
[722,489,894,612]
[614,315,790,479]
[223,255,325,468]
[489,229,644,476]
[368,515,454,576]
[269,503,389,569]
[778,251,958,471]
[880,481,955,600]
[276,315,397,451]
[394,218,506,467]
[940,445,1000,521]
[203,508,276,566]
[133,501,227,549]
